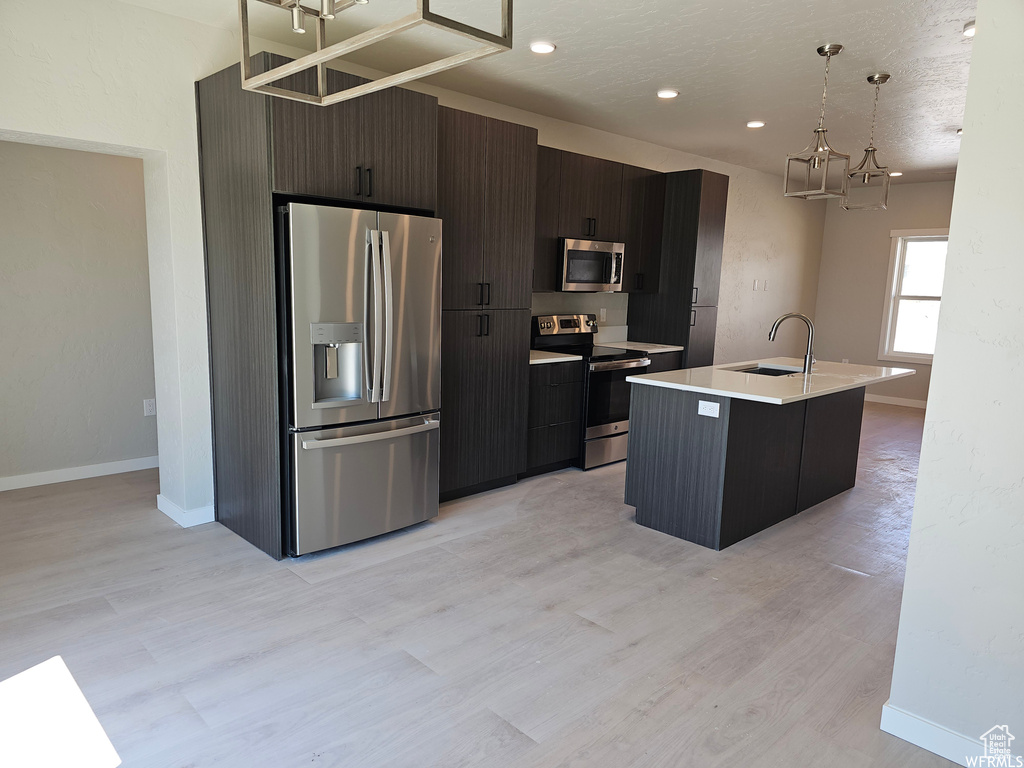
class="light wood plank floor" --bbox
[0,403,953,767]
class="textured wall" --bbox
[0,141,157,477]
[815,182,955,404]
[887,0,1024,754]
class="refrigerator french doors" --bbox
[282,203,442,555]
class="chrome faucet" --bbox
[769,313,815,375]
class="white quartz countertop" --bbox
[627,357,915,405]
[530,349,584,365]
[612,341,686,354]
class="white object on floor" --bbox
[0,656,121,768]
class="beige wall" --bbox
[0,141,157,480]
[883,0,1024,762]
[814,181,955,404]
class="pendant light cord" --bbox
[817,53,832,130]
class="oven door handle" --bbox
[589,358,651,373]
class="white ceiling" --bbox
[121,0,976,182]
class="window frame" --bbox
[878,228,949,365]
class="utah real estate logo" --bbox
[967,725,1022,767]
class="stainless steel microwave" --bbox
[561,239,625,292]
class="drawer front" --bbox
[528,381,583,429]
[529,360,584,386]
[527,422,580,468]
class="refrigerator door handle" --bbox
[380,229,395,402]
[363,236,373,398]
[300,416,440,450]
[369,229,384,403]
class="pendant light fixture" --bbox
[784,44,851,200]
[239,0,513,106]
[843,73,892,211]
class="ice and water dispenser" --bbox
[310,322,365,407]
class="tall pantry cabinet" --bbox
[436,107,537,499]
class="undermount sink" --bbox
[731,364,803,377]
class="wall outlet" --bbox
[697,400,720,418]
[842,358,850,364]
[144,399,157,417]
[599,307,607,322]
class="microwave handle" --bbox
[606,252,622,286]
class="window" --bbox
[879,229,949,364]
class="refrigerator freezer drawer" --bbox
[291,414,440,556]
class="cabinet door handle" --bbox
[477,282,485,306]
[484,282,491,306]
[690,309,697,327]
[483,313,490,337]
[634,272,644,290]
[365,167,373,198]
[692,287,698,304]
[591,218,597,237]
[477,314,485,337]
[356,166,363,196]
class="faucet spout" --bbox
[768,312,815,375]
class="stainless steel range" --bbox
[532,314,650,469]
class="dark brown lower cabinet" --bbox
[645,350,684,374]
[524,361,584,474]
[440,309,530,499]
[685,306,718,368]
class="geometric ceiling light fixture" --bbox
[783,43,851,201]
[843,73,893,211]
[239,0,513,106]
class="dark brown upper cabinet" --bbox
[619,164,663,293]
[264,54,437,212]
[558,151,624,241]
[437,107,537,311]
[690,171,729,308]
[627,169,729,366]
[533,146,563,292]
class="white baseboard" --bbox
[0,456,159,493]
[880,701,982,767]
[865,394,928,409]
[156,494,215,528]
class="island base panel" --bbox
[625,386,730,549]
[797,386,866,511]
[625,384,868,550]
[719,398,807,549]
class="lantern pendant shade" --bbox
[783,44,851,200]
[784,127,851,199]
[843,73,892,211]
[843,146,890,210]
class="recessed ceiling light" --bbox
[889,171,903,177]
[963,20,976,37]
[529,41,556,54]
[746,120,766,128]
[657,89,679,99]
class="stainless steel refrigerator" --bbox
[280,203,442,556]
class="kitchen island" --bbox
[624,357,914,549]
